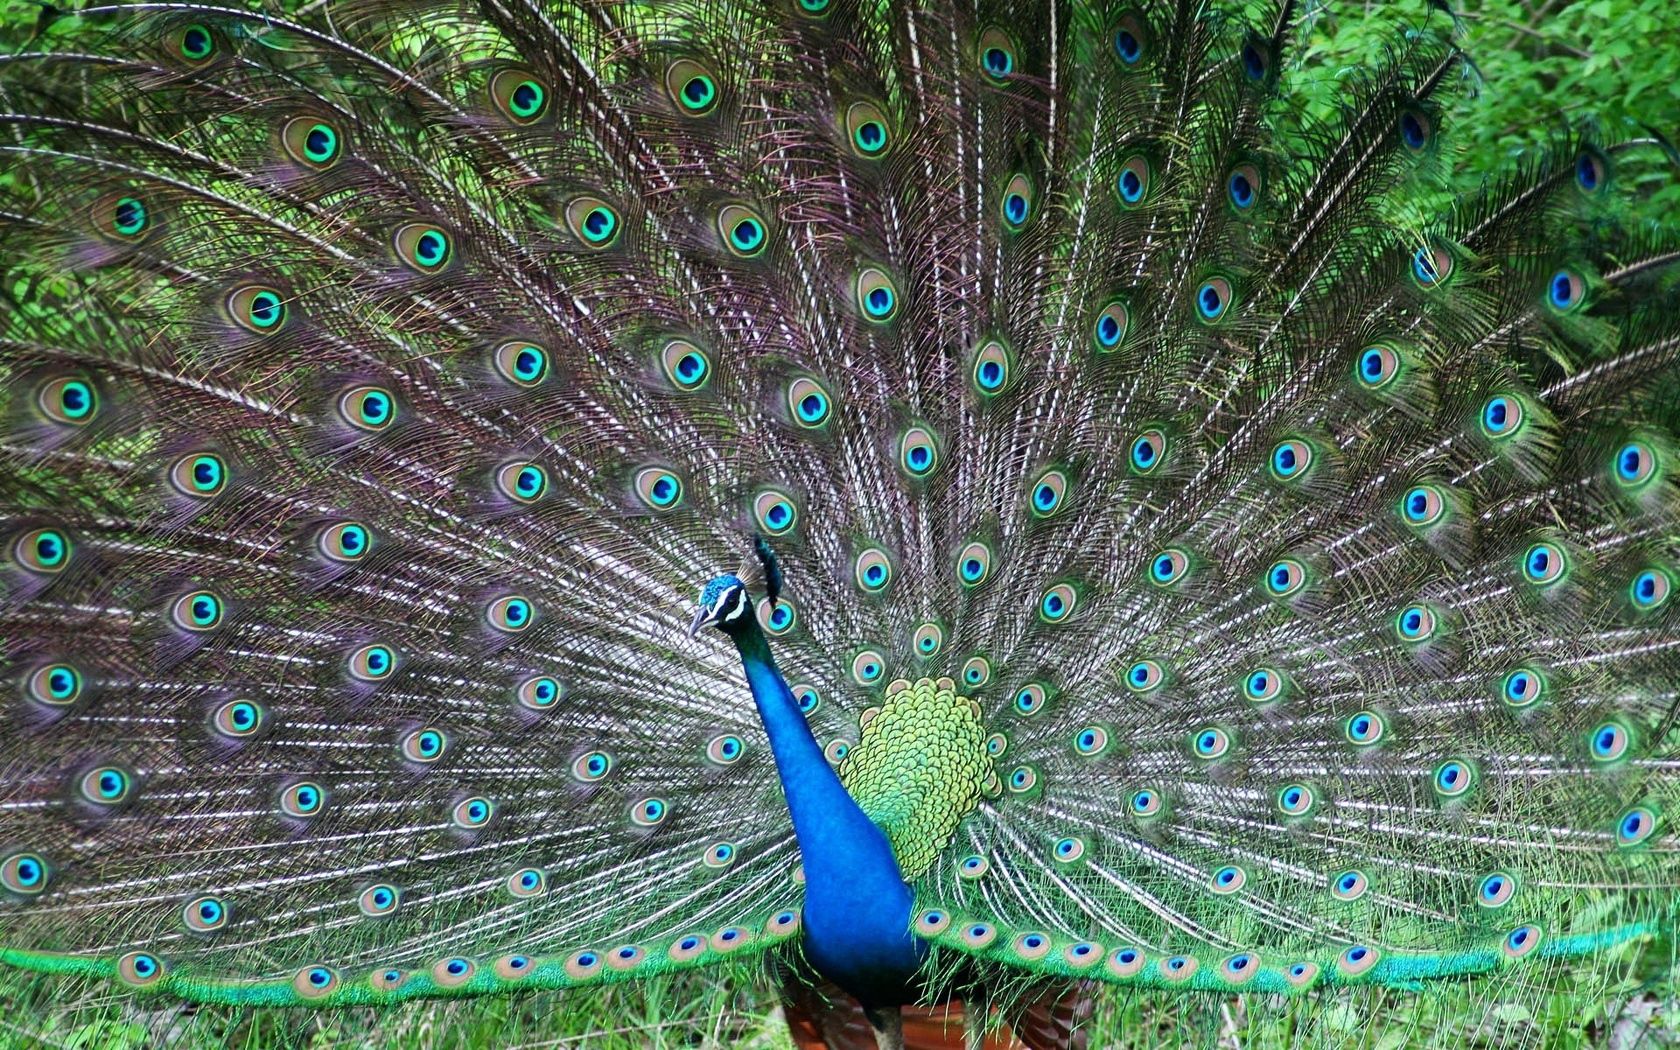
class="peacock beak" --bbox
[688,606,712,637]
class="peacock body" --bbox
[1,0,1677,1045]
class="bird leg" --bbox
[864,1006,905,1050]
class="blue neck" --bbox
[726,620,923,1008]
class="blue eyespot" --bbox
[1039,583,1076,623]
[1228,165,1260,210]
[1030,470,1069,516]
[1481,395,1523,438]
[1547,269,1584,312]
[1522,542,1566,586]
[788,378,832,427]
[1395,604,1436,642]
[1589,721,1629,762]
[1130,428,1166,473]
[1617,806,1657,847]
[1195,278,1231,321]
[1614,441,1655,487]
[1400,484,1444,526]
[1433,759,1472,798]
[1357,345,1400,390]
[857,268,898,321]
[1093,302,1129,350]
[1399,109,1431,152]
[1630,568,1671,610]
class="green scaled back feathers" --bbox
[0,0,1677,1029]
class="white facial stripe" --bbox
[721,590,748,623]
[707,587,735,621]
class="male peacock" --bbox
[1,1,1677,1048]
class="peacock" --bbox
[1,1,1677,1047]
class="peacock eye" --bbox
[1546,268,1586,313]
[794,684,821,714]
[1478,872,1517,908]
[1276,783,1315,816]
[1263,558,1306,598]
[1268,439,1314,482]
[1192,727,1231,760]
[972,339,1014,394]
[316,521,371,563]
[1330,870,1368,901]
[1029,469,1069,517]
[1399,484,1445,527]
[1398,107,1434,152]
[1112,14,1150,67]
[171,590,224,632]
[1590,721,1630,762]
[1209,864,1246,893]
[1344,711,1385,746]
[171,23,216,64]
[706,734,745,765]
[349,643,397,682]
[1124,659,1163,693]
[1129,429,1166,473]
[400,727,449,764]
[182,894,228,932]
[517,675,563,711]
[169,452,228,498]
[797,0,832,14]
[1052,837,1086,864]
[703,842,736,869]
[1431,759,1474,798]
[1616,806,1657,847]
[1013,683,1048,716]
[1630,567,1673,611]
[961,657,990,687]
[282,117,342,169]
[453,796,495,829]
[956,541,993,586]
[1148,548,1190,587]
[95,192,151,242]
[787,377,833,427]
[1001,174,1034,230]
[1240,37,1271,82]
[912,622,943,657]
[493,341,551,388]
[14,527,72,574]
[1073,725,1109,756]
[666,60,719,115]
[506,867,547,898]
[899,425,940,477]
[1039,582,1077,623]
[1227,164,1261,211]
[1195,276,1233,321]
[490,69,549,124]
[717,204,768,257]
[338,385,396,432]
[281,781,326,818]
[1092,300,1130,351]
[571,750,613,782]
[1129,787,1162,817]
[1115,155,1152,207]
[856,267,899,322]
[1243,667,1284,703]
[751,488,798,536]
[845,101,892,157]
[1500,666,1545,708]
[27,662,84,708]
[564,197,620,248]
[1394,603,1438,642]
[485,595,535,633]
[633,467,684,511]
[758,597,796,635]
[1613,441,1656,488]
[631,797,668,826]
[1355,344,1401,390]
[1411,244,1453,287]
[212,699,266,740]
[393,223,453,272]
[660,339,711,392]
[850,649,885,686]
[226,285,288,334]
[1479,394,1525,439]
[120,952,167,987]
[977,28,1017,82]
[359,883,401,916]
[854,548,893,593]
[1575,147,1610,194]
[36,376,98,425]
[78,765,132,806]
[1521,541,1566,586]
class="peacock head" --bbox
[690,574,752,636]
